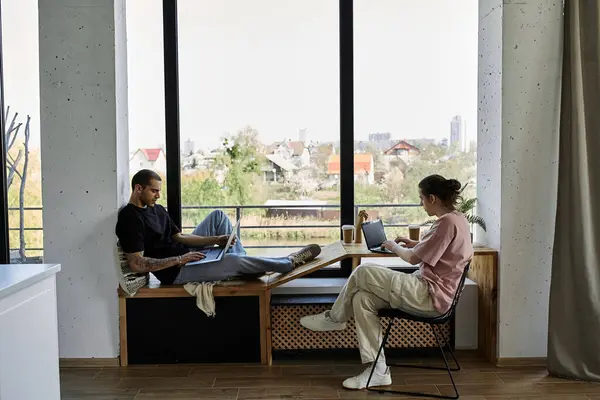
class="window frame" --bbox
[161,0,354,278]
[0,3,11,264]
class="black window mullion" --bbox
[163,0,182,228]
[0,3,10,264]
[339,0,354,276]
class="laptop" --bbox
[361,219,394,254]
[185,218,241,266]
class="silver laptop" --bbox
[185,218,241,266]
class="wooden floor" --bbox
[60,352,600,399]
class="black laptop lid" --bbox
[362,219,387,249]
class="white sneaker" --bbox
[300,311,346,332]
[342,365,392,390]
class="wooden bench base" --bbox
[118,242,498,366]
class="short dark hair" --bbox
[418,174,462,208]
[131,169,162,190]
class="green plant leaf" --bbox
[458,197,477,213]
[465,214,486,231]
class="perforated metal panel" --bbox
[272,304,451,350]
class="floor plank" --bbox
[60,389,139,400]
[135,388,238,399]
[116,377,214,390]
[238,386,339,399]
[57,353,599,399]
[97,366,191,379]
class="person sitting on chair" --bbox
[300,174,473,390]
[116,169,321,285]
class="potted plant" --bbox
[422,183,486,242]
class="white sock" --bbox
[374,359,387,374]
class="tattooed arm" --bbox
[125,251,205,273]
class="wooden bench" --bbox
[118,242,498,366]
[118,242,347,366]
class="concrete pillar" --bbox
[478,0,562,358]
[476,0,503,251]
[39,0,129,358]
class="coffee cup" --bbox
[408,224,420,241]
[342,225,354,244]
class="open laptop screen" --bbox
[362,219,388,249]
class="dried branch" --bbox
[6,149,23,189]
[5,107,21,152]
[7,123,22,152]
[19,116,31,259]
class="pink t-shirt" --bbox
[412,211,473,313]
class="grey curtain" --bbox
[548,0,600,383]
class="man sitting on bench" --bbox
[116,169,321,285]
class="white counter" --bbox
[0,264,61,400]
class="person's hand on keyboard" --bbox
[381,240,397,251]
[395,236,418,248]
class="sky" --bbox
[0,0,478,152]
[1,0,41,148]
[126,0,478,152]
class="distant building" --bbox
[327,153,374,184]
[469,139,477,153]
[129,148,166,173]
[368,132,391,142]
[307,142,336,167]
[298,128,308,143]
[264,199,327,218]
[184,139,195,155]
[265,140,310,168]
[450,115,467,152]
[262,154,298,182]
[383,140,421,164]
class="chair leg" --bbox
[366,323,460,399]
[366,316,394,389]
[441,325,461,372]
[431,323,460,399]
[388,324,460,372]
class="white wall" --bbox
[478,0,562,358]
[39,0,128,358]
[476,0,503,250]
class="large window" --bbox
[126,0,478,277]
[353,0,478,263]
[126,0,168,206]
[1,0,43,263]
[176,0,341,260]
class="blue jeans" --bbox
[173,210,293,284]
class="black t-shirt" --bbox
[115,203,189,284]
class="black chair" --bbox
[366,261,471,399]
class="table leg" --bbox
[119,296,128,367]
[259,290,272,366]
[352,256,362,270]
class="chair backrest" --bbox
[434,260,471,322]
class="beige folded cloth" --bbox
[183,282,218,317]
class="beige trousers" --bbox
[329,263,440,364]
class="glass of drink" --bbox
[342,225,355,244]
[408,224,420,241]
